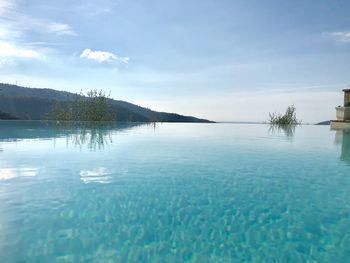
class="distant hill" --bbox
[0,110,18,120]
[315,121,331,125]
[0,83,213,123]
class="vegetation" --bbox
[51,90,116,121]
[268,105,301,125]
[0,83,213,122]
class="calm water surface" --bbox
[0,121,350,262]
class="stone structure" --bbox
[331,88,350,129]
[344,89,350,107]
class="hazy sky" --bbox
[0,0,350,123]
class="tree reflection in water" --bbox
[268,124,297,139]
[54,122,149,150]
[67,125,113,150]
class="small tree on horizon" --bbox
[268,105,301,125]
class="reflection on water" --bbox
[268,124,297,138]
[80,167,112,184]
[0,121,150,150]
[334,129,350,164]
[57,123,115,150]
[0,167,38,180]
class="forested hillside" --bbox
[0,83,213,122]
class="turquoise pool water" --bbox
[0,121,350,262]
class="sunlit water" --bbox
[0,121,350,262]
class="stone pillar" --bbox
[343,89,350,107]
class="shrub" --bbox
[51,90,116,121]
[268,105,301,125]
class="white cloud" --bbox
[0,41,43,59]
[0,9,73,61]
[329,31,350,43]
[80,48,130,63]
[46,22,77,36]
[0,0,77,58]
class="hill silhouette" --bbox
[0,83,213,123]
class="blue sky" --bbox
[0,0,350,122]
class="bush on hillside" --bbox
[51,90,116,122]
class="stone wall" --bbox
[344,91,350,106]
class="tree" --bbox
[268,105,301,125]
[51,90,116,121]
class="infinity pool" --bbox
[0,121,350,262]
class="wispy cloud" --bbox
[328,31,350,43]
[0,0,77,59]
[0,0,15,14]
[46,22,77,36]
[80,49,130,64]
[75,1,116,17]
[0,13,78,38]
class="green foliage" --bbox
[345,101,350,107]
[268,105,301,125]
[0,83,213,122]
[51,90,116,121]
